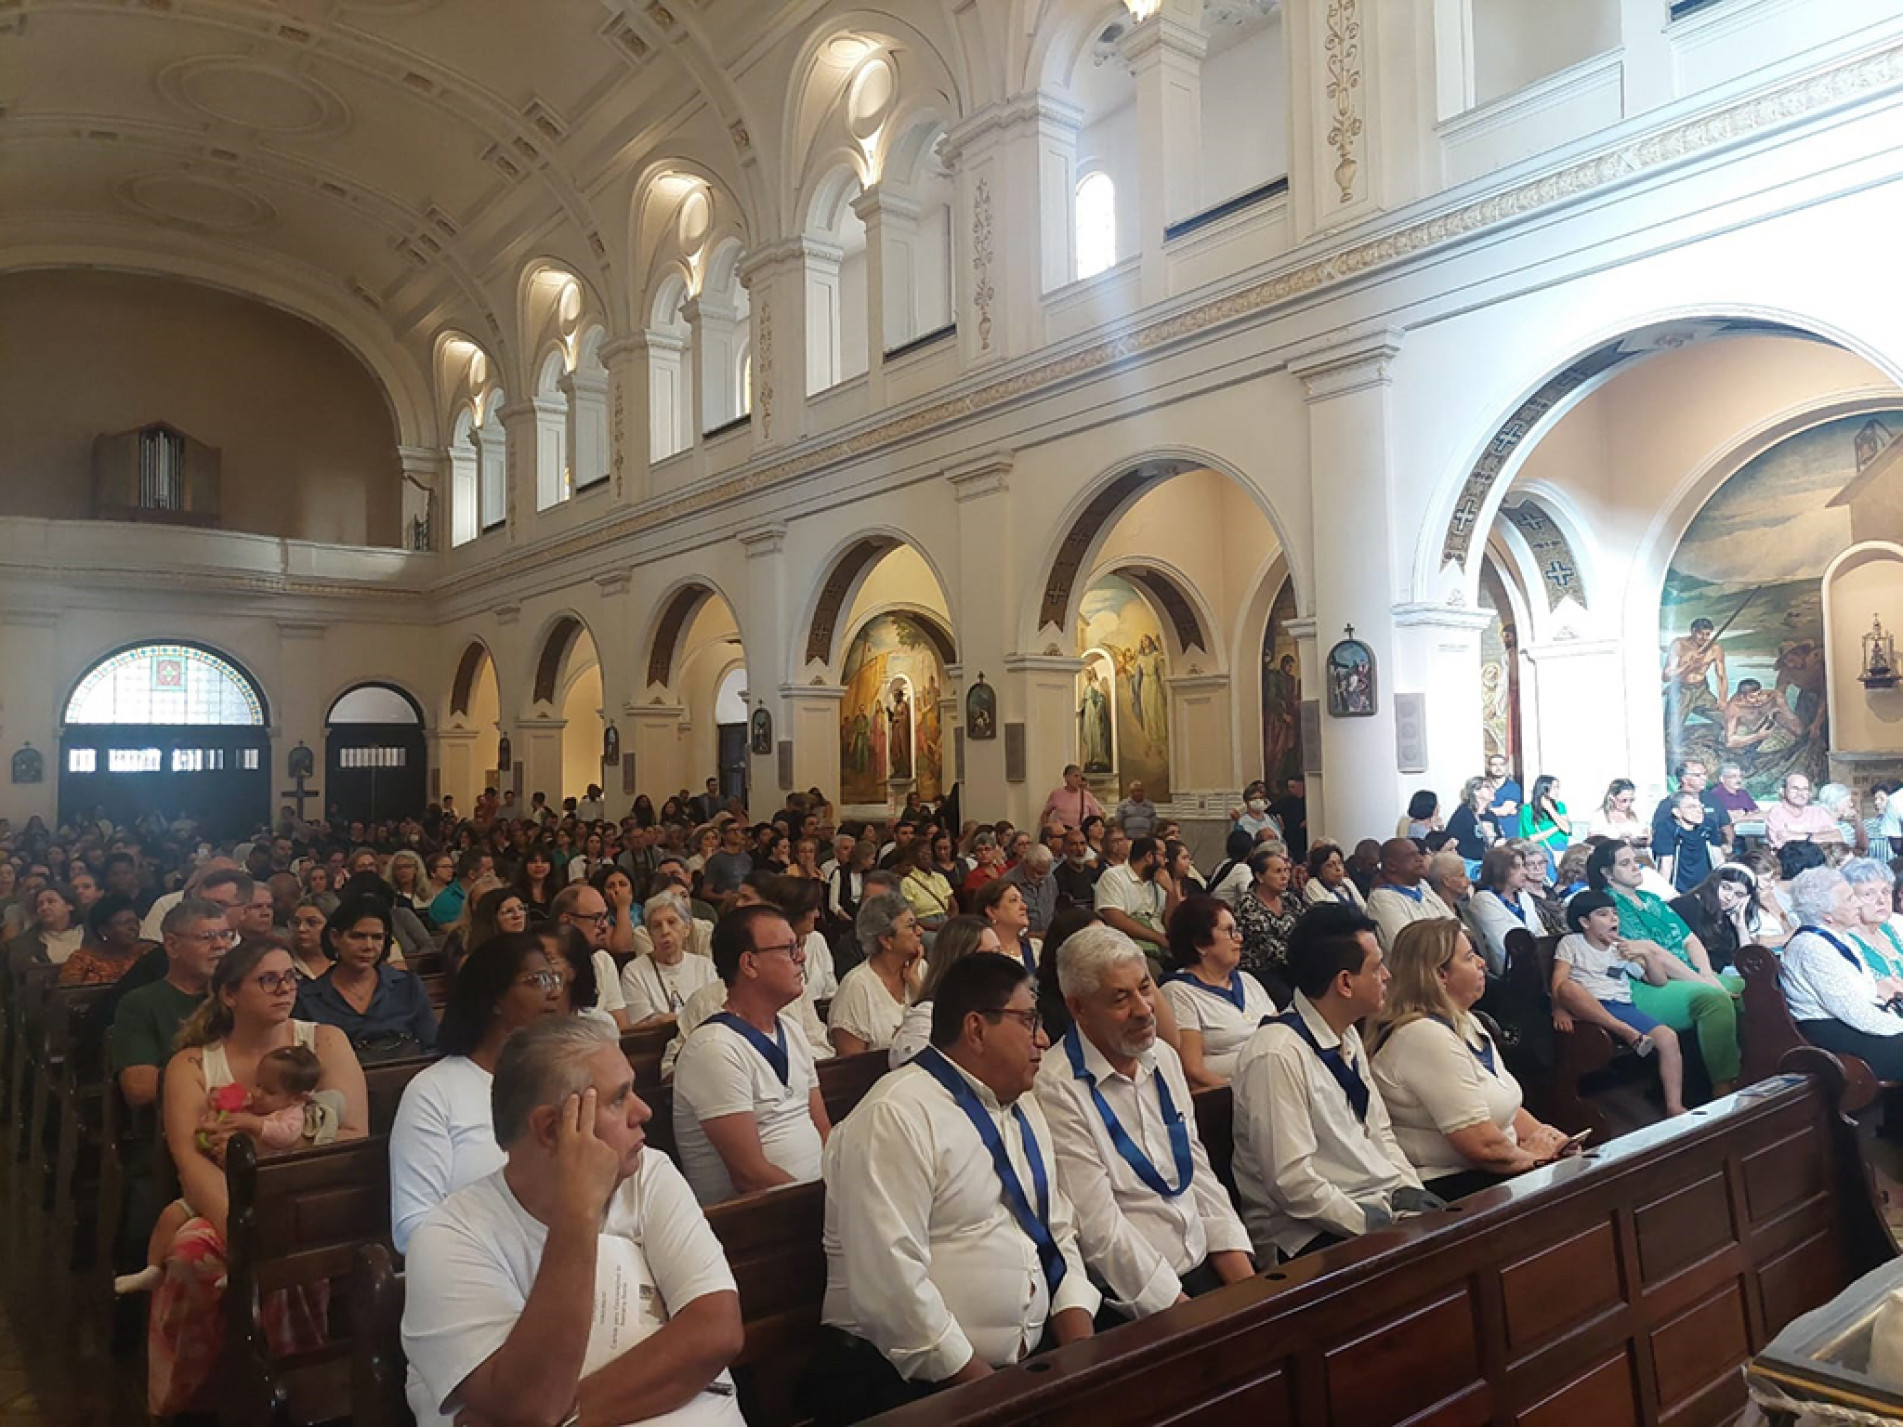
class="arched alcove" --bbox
[325,682,426,824]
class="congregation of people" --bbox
[2,746,1894,1424]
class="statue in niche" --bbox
[887,680,913,781]
[1079,663,1114,774]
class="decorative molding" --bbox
[1003,652,1088,675]
[1287,328,1404,400]
[594,569,633,598]
[946,449,1014,500]
[971,177,996,352]
[737,523,786,557]
[1323,0,1364,205]
[1390,602,1495,632]
[756,295,774,440]
[276,620,327,641]
[2,609,60,629]
[1284,616,1319,642]
[494,603,522,625]
[1499,500,1586,610]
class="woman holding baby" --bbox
[147,937,368,1414]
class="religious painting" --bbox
[1325,632,1376,717]
[749,705,773,756]
[1075,575,1170,800]
[603,724,620,766]
[10,746,42,785]
[1660,410,1903,796]
[839,613,946,805]
[1478,561,1520,765]
[287,742,315,780]
[966,675,997,740]
[1260,578,1304,791]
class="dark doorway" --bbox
[325,684,427,825]
[718,724,749,808]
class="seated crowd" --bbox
[1,749,1897,1423]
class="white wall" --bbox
[1200,17,1290,203]
[1472,0,1621,105]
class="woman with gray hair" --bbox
[1779,865,1903,1078]
[1842,857,1903,987]
[1817,783,1869,855]
[619,889,720,1027]
[827,891,924,1055]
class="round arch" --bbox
[797,530,959,678]
[325,680,428,825]
[1024,447,1304,651]
[58,639,273,837]
[447,639,499,722]
[1417,309,1903,610]
[643,577,746,691]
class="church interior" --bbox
[8,0,1903,1422]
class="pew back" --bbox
[864,1062,1890,1427]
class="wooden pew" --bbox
[1497,927,1616,1143]
[622,1021,676,1086]
[8,962,60,1167]
[860,1055,1893,1427]
[363,1053,438,1135]
[1192,1086,1234,1200]
[221,1132,393,1427]
[1736,943,1886,1109]
[44,983,116,1264]
[817,1047,889,1125]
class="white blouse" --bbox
[1160,971,1278,1081]
[827,960,909,1051]
[620,952,722,1024]
[1371,1016,1523,1182]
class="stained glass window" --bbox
[67,644,264,726]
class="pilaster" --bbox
[949,449,1016,817]
[597,334,653,503]
[1120,3,1208,305]
[557,367,611,492]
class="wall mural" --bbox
[1478,561,1519,767]
[1660,410,1903,796]
[1261,578,1304,791]
[840,613,944,805]
[1076,575,1170,800]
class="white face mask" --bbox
[1247,799,1268,813]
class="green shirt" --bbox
[109,978,205,1073]
[1855,923,1903,979]
[1614,888,1692,961]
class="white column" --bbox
[1119,2,1207,304]
[684,296,744,434]
[1391,604,1495,814]
[1167,672,1231,803]
[785,683,846,806]
[644,332,689,464]
[849,186,898,404]
[598,335,653,503]
[739,523,790,815]
[276,621,325,816]
[1618,0,1675,116]
[738,241,816,450]
[1524,638,1629,812]
[1285,614,1323,819]
[519,718,567,808]
[1005,653,1087,829]
[496,400,545,540]
[1291,329,1405,846]
[942,93,1082,366]
[802,242,846,396]
[431,728,480,813]
[1285,0,1383,239]
[558,367,610,492]
[0,611,60,826]
[525,395,568,510]
[949,451,1015,817]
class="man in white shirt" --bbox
[807,955,1099,1424]
[672,905,831,1205]
[1094,836,1173,960]
[577,784,607,822]
[1365,839,1455,952]
[1232,904,1438,1260]
[1036,925,1252,1318]
[401,1016,745,1427]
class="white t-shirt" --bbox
[889,1001,933,1069]
[140,889,184,943]
[1161,971,1278,1081]
[671,1012,823,1205]
[827,961,909,1051]
[667,976,834,1077]
[621,953,722,1024]
[402,1162,743,1427]
[1555,932,1639,1004]
[1371,1017,1524,1182]
[1094,864,1165,934]
[389,1056,506,1255]
[802,929,839,1001]
[42,927,83,965]
[592,949,627,1021]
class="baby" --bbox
[115,1045,344,1294]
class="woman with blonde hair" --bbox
[887,915,1008,1068]
[1369,919,1573,1200]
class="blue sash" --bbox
[914,1047,1066,1294]
[707,1011,789,1086]
[1429,1015,1497,1076]
[1487,888,1527,924]
[1164,969,1246,1011]
[1063,1029,1192,1199]
[1799,925,1868,975]
[1017,935,1039,976]
[1265,1008,1370,1122]
[1385,884,1424,903]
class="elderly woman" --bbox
[827,890,923,1055]
[5,882,82,971]
[888,915,1008,1068]
[974,874,1038,974]
[1843,857,1903,984]
[57,893,149,986]
[1161,895,1276,1089]
[1234,844,1298,1004]
[388,931,562,1254]
[1301,842,1367,912]
[293,894,438,1057]
[1370,920,1573,1199]
[1780,865,1903,1078]
[1467,845,1552,977]
[618,889,721,1027]
[151,939,367,1413]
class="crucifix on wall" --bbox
[281,741,318,818]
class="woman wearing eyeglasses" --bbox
[1162,896,1278,1090]
[388,931,564,1254]
[294,893,439,1058]
[149,939,368,1414]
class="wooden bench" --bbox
[1736,943,1887,1108]
[364,1054,439,1135]
[1192,1085,1234,1199]
[621,1021,677,1086]
[861,1053,1893,1426]
[1493,928,1617,1142]
[222,1132,394,1427]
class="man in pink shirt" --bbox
[1039,765,1105,833]
[1764,773,1844,849]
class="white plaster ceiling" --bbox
[0,0,790,403]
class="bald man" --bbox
[1364,839,1454,953]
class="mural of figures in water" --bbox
[840,614,945,805]
[1661,410,1903,796]
[1076,575,1171,800]
[1261,578,1304,790]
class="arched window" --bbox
[66,643,265,726]
[1075,172,1118,281]
[740,350,753,415]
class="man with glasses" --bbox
[671,905,830,1205]
[549,883,632,1029]
[805,956,1097,1424]
[110,899,232,1108]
